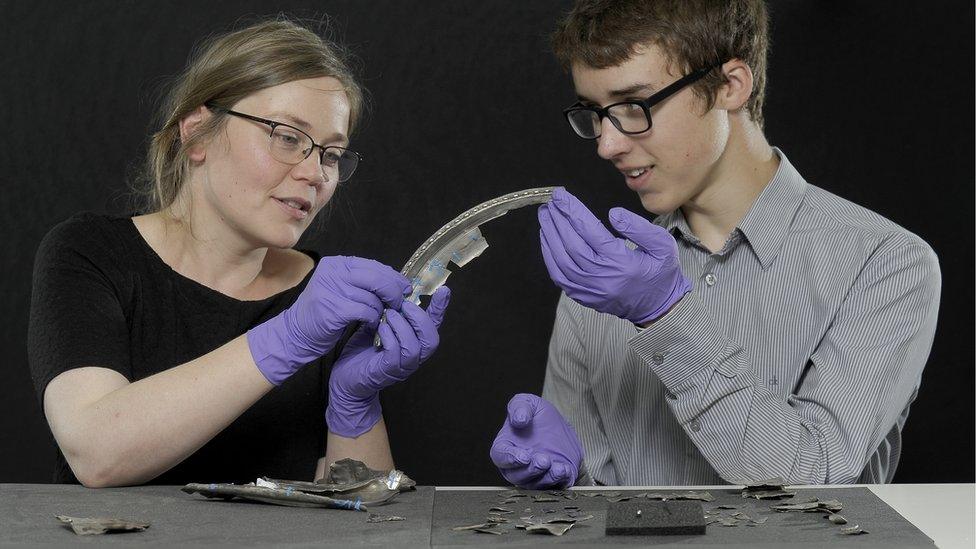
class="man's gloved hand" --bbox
[247,256,413,386]
[490,393,584,489]
[326,286,451,437]
[539,187,692,325]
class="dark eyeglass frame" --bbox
[563,60,727,139]
[204,103,363,182]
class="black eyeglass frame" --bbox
[562,60,727,139]
[204,103,363,182]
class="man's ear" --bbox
[715,58,754,113]
[178,105,212,162]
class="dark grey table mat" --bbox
[431,488,935,548]
[0,483,433,547]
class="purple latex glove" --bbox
[326,286,451,437]
[247,256,412,386]
[489,393,583,489]
[539,187,692,325]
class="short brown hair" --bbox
[551,0,769,128]
[138,16,364,214]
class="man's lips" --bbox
[620,165,655,190]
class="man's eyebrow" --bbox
[575,83,658,105]
[607,82,657,99]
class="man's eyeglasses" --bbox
[205,103,362,182]
[563,61,726,139]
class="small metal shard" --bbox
[564,505,580,510]
[453,523,495,531]
[827,513,848,525]
[366,513,405,523]
[715,504,739,510]
[642,490,713,501]
[475,527,506,535]
[488,507,513,514]
[840,524,869,535]
[526,522,575,536]
[563,491,579,500]
[486,516,510,524]
[771,501,821,512]
[743,478,788,490]
[532,496,559,503]
[743,489,796,500]
[718,517,740,527]
[56,515,150,536]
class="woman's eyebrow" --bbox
[267,111,313,130]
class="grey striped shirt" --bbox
[542,148,941,486]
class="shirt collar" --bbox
[655,147,808,269]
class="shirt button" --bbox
[651,353,665,365]
[689,420,701,432]
[704,273,717,286]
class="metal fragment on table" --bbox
[840,524,869,535]
[453,522,495,531]
[526,522,575,536]
[56,515,150,536]
[181,483,368,510]
[827,513,848,525]
[366,513,405,523]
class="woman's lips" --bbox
[273,197,309,220]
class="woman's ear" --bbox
[178,106,211,162]
[715,58,754,113]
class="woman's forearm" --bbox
[317,417,394,480]
[47,335,272,487]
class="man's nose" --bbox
[596,117,630,160]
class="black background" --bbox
[1,1,972,485]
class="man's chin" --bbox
[637,191,679,216]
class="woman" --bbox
[27,18,449,488]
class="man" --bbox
[489,0,941,488]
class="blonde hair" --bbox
[138,17,364,214]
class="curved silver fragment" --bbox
[372,187,555,347]
[401,187,556,303]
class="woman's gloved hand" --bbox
[247,256,412,386]
[326,286,451,437]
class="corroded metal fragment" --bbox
[56,515,150,536]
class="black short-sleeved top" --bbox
[28,212,333,485]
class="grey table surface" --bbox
[1,483,972,548]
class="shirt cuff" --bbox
[626,290,733,389]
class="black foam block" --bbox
[605,500,706,536]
